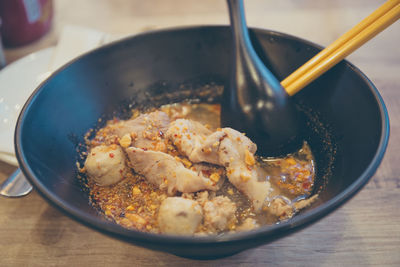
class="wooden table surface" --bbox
[1,0,399,266]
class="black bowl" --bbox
[15,26,389,259]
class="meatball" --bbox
[202,196,237,232]
[157,197,203,235]
[84,145,127,186]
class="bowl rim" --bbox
[14,25,390,245]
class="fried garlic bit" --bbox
[119,134,132,148]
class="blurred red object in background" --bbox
[0,18,6,68]
[0,0,53,47]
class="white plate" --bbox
[0,47,54,166]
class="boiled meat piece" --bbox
[84,145,128,186]
[268,197,294,219]
[218,128,270,211]
[109,111,170,151]
[166,119,222,165]
[158,197,203,235]
[167,121,270,211]
[268,195,318,219]
[189,130,227,164]
[125,147,219,195]
[190,163,225,189]
[293,195,318,211]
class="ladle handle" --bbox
[227,0,251,48]
[226,0,284,116]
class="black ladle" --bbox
[221,0,302,156]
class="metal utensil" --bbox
[0,168,32,197]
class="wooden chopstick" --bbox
[281,0,400,96]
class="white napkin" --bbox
[49,25,113,72]
[0,25,121,166]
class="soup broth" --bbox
[80,103,317,235]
